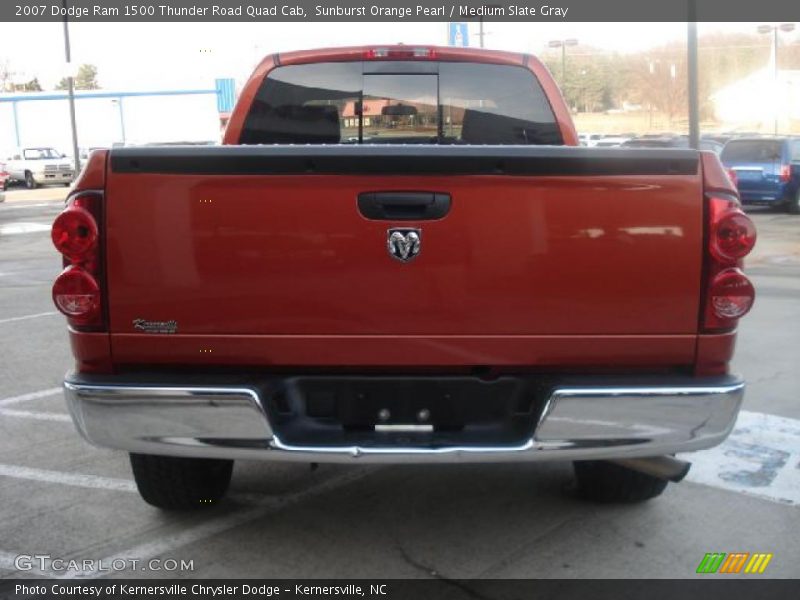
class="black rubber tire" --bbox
[24,171,37,189]
[129,453,233,510]
[787,190,800,215]
[573,460,668,503]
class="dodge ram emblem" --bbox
[387,228,421,263]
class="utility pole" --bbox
[62,0,80,174]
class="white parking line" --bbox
[0,464,137,493]
[0,408,71,422]
[4,202,63,208]
[0,311,58,325]
[0,465,376,579]
[0,387,62,407]
[69,467,376,579]
[0,458,375,505]
[0,222,51,235]
[683,410,800,506]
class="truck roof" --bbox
[272,44,532,68]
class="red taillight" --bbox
[779,164,791,183]
[705,268,755,328]
[51,191,105,329]
[702,196,757,332]
[710,210,757,262]
[51,207,98,260]
[364,46,436,60]
[52,266,101,324]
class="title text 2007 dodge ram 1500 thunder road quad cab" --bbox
[53,46,756,509]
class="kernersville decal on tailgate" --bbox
[132,319,178,334]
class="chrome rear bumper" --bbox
[64,373,744,463]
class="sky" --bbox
[0,21,796,90]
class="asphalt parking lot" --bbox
[0,187,798,581]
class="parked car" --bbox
[53,45,755,510]
[720,137,800,213]
[622,136,723,154]
[702,133,733,146]
[593,136,631,147]
[578,133,605,147]
[622,136,682,148]
[5,147,75,189]
[0,161,9,200]
[699,139,724,155]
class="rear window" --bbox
[239,61,563,145]
[791,140,800,161]
[721,140,783,163]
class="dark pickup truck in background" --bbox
[52,46,756,510]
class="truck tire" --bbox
[129,453,233,510]
[24,171,38,189]
[573,460,668,503]
[787,190,800,215]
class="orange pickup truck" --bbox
[52,46,756,509]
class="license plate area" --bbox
[266,375,550,448]
[734,169,763,181]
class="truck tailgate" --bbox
[105,146,703,367]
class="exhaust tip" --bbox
[611,456,691,483]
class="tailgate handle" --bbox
[358,192,451,221]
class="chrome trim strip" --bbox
[63,378,745,463]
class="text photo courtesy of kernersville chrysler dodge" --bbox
[50,45,757,510]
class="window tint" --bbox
[23,148,60,160]
[438,63,561,145]
[721,140,783,162]
[240,62,361,145]
[239,61,563,145]
[362,74,438,143]
[791,140,800,161]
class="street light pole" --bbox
[62,0,80,174]
[548,38,578,86]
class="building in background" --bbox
[0,78,236,155]
[712,69,800,132]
